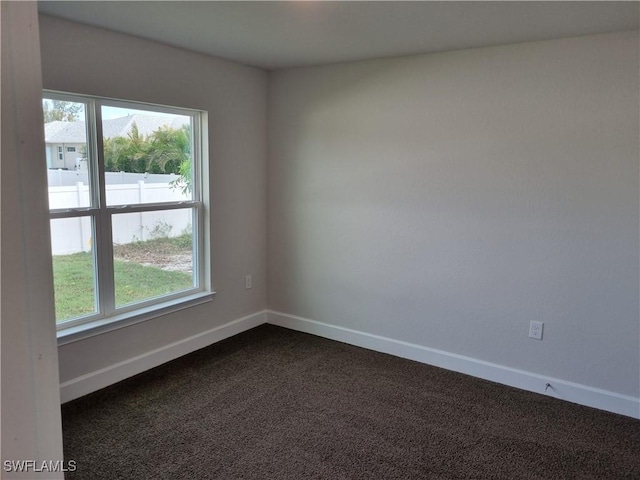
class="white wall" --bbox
[39,15,268,385]
[1,4,64,478]
[268,32,639,401]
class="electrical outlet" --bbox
[529,321,543,340]
[245,275,252,289]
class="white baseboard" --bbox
[60,310,267,403]
[60,308,639,419]
[267,310,640,420]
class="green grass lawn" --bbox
[52,252,193,322]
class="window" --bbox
[58,146,63,160]
[67,146,76,152]
[43,92,211,337]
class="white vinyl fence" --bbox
[49,181,191,255]
[47,168,182,187]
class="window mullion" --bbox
[50,207,99,219]
[90,101,116,317]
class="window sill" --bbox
[57,291,215,346]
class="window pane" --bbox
[102,106,193,206]
[50,217,98,322]
[112,208,195,308]
[43,99,91,209]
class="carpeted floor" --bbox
[62,324,640,479]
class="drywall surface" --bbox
[2,4,64,476]
[39,15,268,383]
[268,31,640,397]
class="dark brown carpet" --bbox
[62,324,640,479]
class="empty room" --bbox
[2,1,638,478]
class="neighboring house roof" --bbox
[45,119,88,144]
[44,114,190,144]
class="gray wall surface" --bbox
[39,15,268,383]
[268,31,639,397]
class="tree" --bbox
[146,125,190,175]
[103,136,134,172]
[103,123,147,173]
[170,157,192,194]
[43,99,82,122]
[101,123,192,182]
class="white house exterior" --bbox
[44,120,86,169]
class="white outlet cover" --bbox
[529,321,543,340]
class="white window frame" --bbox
[67,146,76,152]
[45,91,213,344]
